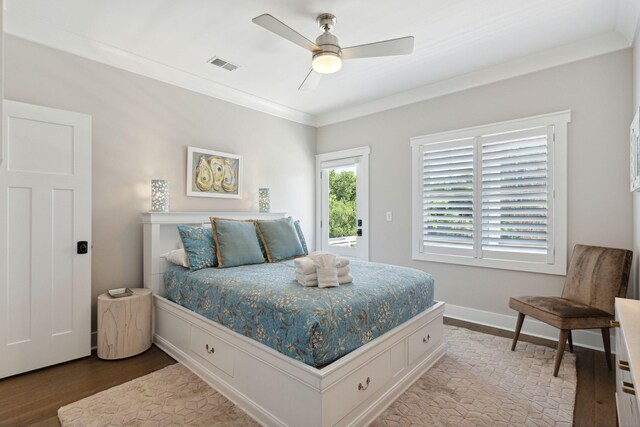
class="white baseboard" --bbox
[444,304,613,353]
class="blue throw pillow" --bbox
[177,225,217,270]
[256,217,305,262]
[210,218,265,268]
[294,220,309,255]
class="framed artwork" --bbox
[187,146,242,198]
[631,107,640,192]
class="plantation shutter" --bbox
[421,139,475,256]
[480,126,553,263]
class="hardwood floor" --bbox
[0,345,176,427]
[0,320,615,426]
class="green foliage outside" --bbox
[329,169,357,238]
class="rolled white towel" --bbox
[296,275,317,287]
[335,256,350,268]
[296,273,353,287]
[296,266,349,281]
[339,273,353,284]
[294,257,316,275]
[309,251,350,268]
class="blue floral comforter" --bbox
[164,260,434,367]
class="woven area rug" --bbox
[58,325,576,426]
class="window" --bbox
[411,111,570,275]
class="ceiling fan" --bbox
[252,13,415,91]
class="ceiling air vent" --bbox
[207,56,239,71]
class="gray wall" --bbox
[318,49,633,317]
[3,35,317,330]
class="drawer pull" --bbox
[423,334,431,344]
[358,377,371,391]
[205,344,215,354]
[610,320,620,328]
[623,386,636,396]
[619,360,630,371]
[623,381,635,389]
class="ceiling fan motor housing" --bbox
[314,13,341,59]
[314,32,341,58]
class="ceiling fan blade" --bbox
[299,69,323,91]
[341,36,414,60]
[252,14,320,52]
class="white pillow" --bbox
[162,248,189,268]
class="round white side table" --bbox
[97,288,152,360]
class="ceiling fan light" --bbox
[312,52,342,74]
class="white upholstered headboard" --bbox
[142,211,286,296]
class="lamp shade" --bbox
[151,180,169,212]
[312,52,342,74]
[258,188,270,213]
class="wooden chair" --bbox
[509,244,632,377]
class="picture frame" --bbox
[631,107,640,192]
[186,146,242,198]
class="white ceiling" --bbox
[5,0,640,126]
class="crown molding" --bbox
[4,13,318,127]
[5,12,634,130]
[316,32,630,127]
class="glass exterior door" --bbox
[320,155,368,260]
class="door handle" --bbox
[77,241,89,254]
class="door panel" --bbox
[0,100,92,378]
[52,189,74,335]
[6,187,32,344]
[323,163,359,257]
[317,148,369,260]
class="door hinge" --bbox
[552,132,556,142]
[320,220,322,228]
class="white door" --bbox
[0,100,92,378]
[316,147,369,260]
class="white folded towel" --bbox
[294,257,316,275]
[309,253,338,287]
[296,266,349,281]
[295,253,352,287]
[296,273,353,287]
[309,252,335,268]
[316,266,338,288]
[309,251,350,268]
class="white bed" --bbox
[142,211,444,427]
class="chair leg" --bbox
[554,329,570,377]
[567,330,574,353]
[511,313,525,351]
[601,328,612,371]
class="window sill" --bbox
[412,251,566,276]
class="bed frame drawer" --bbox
[190,326,235,378]
[408,316,443,366]
[326,350,392,426]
